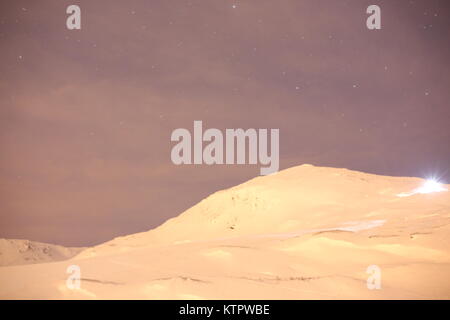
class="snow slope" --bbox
[1,165,449,299]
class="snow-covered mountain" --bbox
[1,165,449,299]
[0,239,84,266]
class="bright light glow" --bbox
[396,178,447,197]
[415,179,447,194]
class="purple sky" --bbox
[1,0,449,246]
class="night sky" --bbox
[1,0,449,246]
